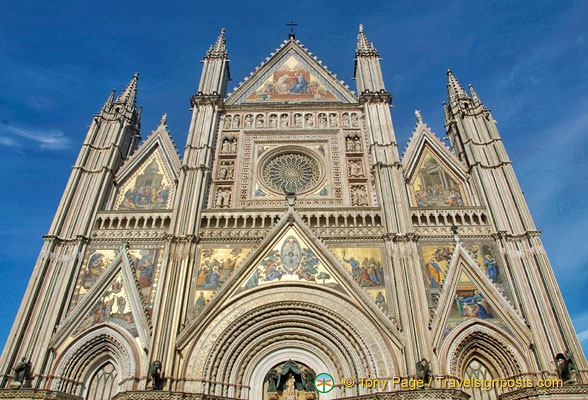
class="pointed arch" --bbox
[439,320,531,378]
[51,325,142,396]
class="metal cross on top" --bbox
[287,21,298,39]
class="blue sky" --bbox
[1,0,587,358]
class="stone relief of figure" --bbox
[218,162,228,180]
[342,112,350,127]
[294,113,302,128]
[221,137,231,153]
[351,185,368,206]
[351,113,359,127]
[345,136,354,152]
[149,360,163,390]
[256,114,265,128]
[244,114,253,128]
[223,115,232,129]
[231,138,238,153]
[329,113,338,127]
[348,159,364,177]
[318,113,327,128]
[225,161,234,180]
[353,136,362,151]
[232,114,241,129]
[280,114,289,128]
[305,113,314,127]
[216,188,231,208]
[269,114,278,128]
[12,357,32,388]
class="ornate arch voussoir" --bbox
[440,321,529,378]
[51,325,142,395]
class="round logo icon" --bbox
[314,372,334,393]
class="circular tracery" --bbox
[260,151,321,194]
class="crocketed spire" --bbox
[206,28,227,58]
[446,68,468,105]
[114,72,139,111]
[356,24,379,57]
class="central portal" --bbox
[263,360,317,400]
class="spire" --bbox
[101,89,116,112]
[446,68,468,105]
[356,24,379,57]
[469,84,481,104]
[443,101,452,123]
[206,28,227,58]
[114,72,139,111]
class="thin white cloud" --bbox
[0,136,19,147]
[578,330,588,343]
[0,125,69,150]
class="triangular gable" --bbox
[113,116,180,211]
[429,243,529,348]
[176,210,402,349]
[402,121,467,181]
[402,122,472,208]
[52,246,151,349]
[239,226,342,291]
[128,245,165,320]
[226,40,357,105]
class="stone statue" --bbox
[351,113,359,127]
[305,113,314,127]
[12,357,32,388]
[269,114,277,128]
[415,109,423,124]
[342,113,350,127]
[294,113,302,127]
[244,114,253,128]
[555,352,576,382]
[232,114,240,129]
[264,368,279,393]
[223,116,231,129]
[280,114,289,127]
[415,358,430,383]
[284,373,297,399]
[256,114,264,128]
[231,138,238,153]
[329,113,338,127]
[318,113,327,128]
[302,368,316,392]
[149,360,163,390]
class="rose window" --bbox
[261,152,322,194]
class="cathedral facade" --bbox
[1,26,587,400]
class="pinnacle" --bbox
[206,27,227,58]
[114,72,139,111]
[356,24,379,57]
[446,68,468,104]
[469,84,481,104]
[101,88,116,112]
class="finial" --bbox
[286,21,298,39]
[359,24,364,33]
[160,113,167,126]
[414,109,423,124]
